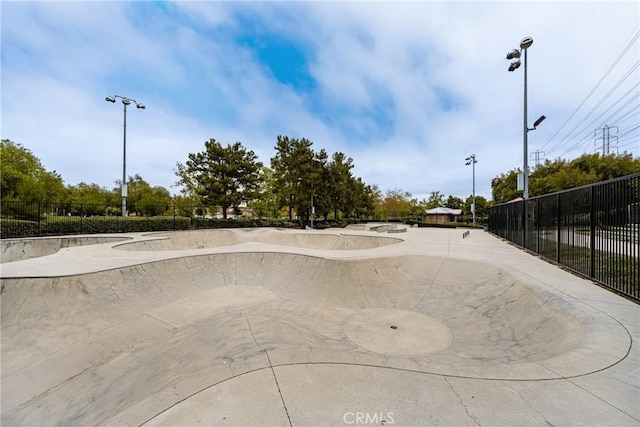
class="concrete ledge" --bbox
[387,228,407,233]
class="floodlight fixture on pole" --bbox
[505,49,521,60]
[531,115,546,129]
[310,158,321,229]
[505,36,545,249]
[505,36,543,201]
[508,60,521,72]
[465,154,478,224]
[105,95,145,217]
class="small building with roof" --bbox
[424,207,463,224]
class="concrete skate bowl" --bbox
[0,236,131,263]
[114,228,403,251]
[0,252,630,426]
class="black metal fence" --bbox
[489,173,640,302]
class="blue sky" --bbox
[2,1,639,201]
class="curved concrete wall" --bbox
[1,252,604,381]
[0,230,632,426]
[1,236,130,263]
[115,229,402,251]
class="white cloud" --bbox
[2,1,638,201]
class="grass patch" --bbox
[540,241,639,299]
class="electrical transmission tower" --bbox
[594,125,619,155]
[529,150,546,168]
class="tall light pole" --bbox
[310,158,319,229]
[506,37,545,200]
[465,154,477,224]
[105,95,145,216]
[506,39,545,247]
[311,187,314,229]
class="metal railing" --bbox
[0,202,184,238]
[489,173,640,302]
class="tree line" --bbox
[4,137,635,221]
[174,136,378,220]
[491,152,640,204]
[1,139,178,216]
[1,137,381,220]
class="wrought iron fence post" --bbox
[590,185,596,279]
[484,173,639,301]
[556,192,561,263]
[536,198,539,254]
[522,199,528,249]
[38,202,42,237]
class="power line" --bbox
[618,125,640,138]
[557,84,639,151]
[611,104,640,125]
[618,139,639,149]
[594,92,640,128]
[558,120,639,159]
[546,60,640,156]
[538,30,640,152]
[548,68,640,157]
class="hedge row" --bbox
[0,216,311,239]
[0,215,430,239]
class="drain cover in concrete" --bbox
[342,308,453,355]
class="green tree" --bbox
[270,135,314,219]
[464,195,489,218]
[173,194,198,218]
[1,139,67,203]
[250,167,280,219]
[68,182,110,205]
[445,195,464,209]
[311,150,331,220]
[122,174,152,212]
[296,151,329,222]
[491,170,520,204]
[112,174,171,216]
[571,152,640,180]
[425,191,445,209]
[495,153,640,203]
[378,188,413,219]
[269,135,376,222]
[327,152,354,218]
[66,182,112,215]
[138,186,172,216]
[175,138,263,219]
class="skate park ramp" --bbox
[0,228,636,426]
[115,228,402,251]
[1,235,130,263]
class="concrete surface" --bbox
[0,227,638,426]
[0,235,131,263]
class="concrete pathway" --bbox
[1,227,638,426]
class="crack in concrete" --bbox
[409,245,449,313]
[245,316,293,427]
[443,376,481,426]
[544,365,640,423]
[506,383,555,426]
[355,263,373,308]
[102,272,177,329]
[1,278,35,328]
